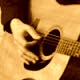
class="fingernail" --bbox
[36,57,39,61]
[26,62,29,65]
[32,60,36,64]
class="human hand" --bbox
[10,18,41,65]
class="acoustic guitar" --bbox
[0,1,80,80]
[0,23,80,80]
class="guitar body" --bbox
[31,0,80,79]
[0,0,80,80]
[0,24,80,80]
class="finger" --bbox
[10,18,41,40]
[18,48,36,64]
[15,40,38,64]
[15,38,38,47]
[21,54,36,64]
[25,40,38,47]
[14,39,39,60]
[16,48,30,65]
[22,49,39,61]
[18,47,38,64]
[20,55,30,65]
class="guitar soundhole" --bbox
[24,59,51,70]
[42,29,60,56]
[24,29,60,71]
[22,78,35,80]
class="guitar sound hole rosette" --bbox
[40,29,60,61]
[24,27,61,71]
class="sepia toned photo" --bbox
[0,0,80,80]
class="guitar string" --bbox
[43,38,74,56]
[14,33,80,53]
[43,35,80,55]
[14,33,78,50]
[42,41,58,46]
[40,33,80,57]
[43,37,78,50]
[44,33,79,44]
[14,34,80,58]
[47,33,60,38]
[43,33,79,45]
[44,38,59,44]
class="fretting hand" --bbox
[10,18,41,65]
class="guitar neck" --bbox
[56,37,80,57]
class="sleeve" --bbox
[1,0,23,6]
[0,0,2,6]
[8,0,23,5]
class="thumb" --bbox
[10,18,41,40]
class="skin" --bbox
[10,18,41,65]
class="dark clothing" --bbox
[1,0,80,79]
[56,0,80,5]
[0,0,32,32]
[60,57,80,80]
